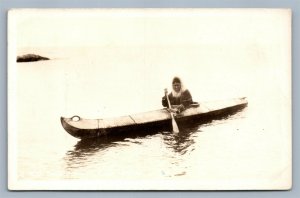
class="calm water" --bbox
[15,47,287,183]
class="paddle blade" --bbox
[172,118,179,133]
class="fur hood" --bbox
[171,76,186,97]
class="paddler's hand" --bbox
[178,104,184,111]
[173,104,184,114]
[166,108,178,114]
[164,88,168,95]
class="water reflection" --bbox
[64,130,159,170]
[162,125,200,155]
[64,137,117,168]
[161,108,247,156]
[64,108,247,173]
[64,124,202,172]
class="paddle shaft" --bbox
[165,91,179,133]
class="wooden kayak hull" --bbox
[61,97,248,139]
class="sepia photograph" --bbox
[8,8,291,190]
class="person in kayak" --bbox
[162,76,193,113]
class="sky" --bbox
[10,9,290,49]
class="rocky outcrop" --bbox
[17,54,50,62]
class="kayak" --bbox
[61,97,248,139]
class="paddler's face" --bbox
[173,83,181,93]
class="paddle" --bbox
[164,89,179,134]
